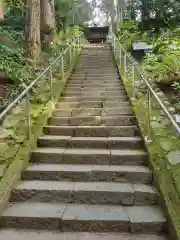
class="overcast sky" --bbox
[87,0,110,26]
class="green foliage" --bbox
[117,20,148,50]
[144,34,180,85]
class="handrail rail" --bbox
[0,33,83,123]
[111,33,180,136]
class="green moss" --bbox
[117,60,180,238]
[0,50,81,213]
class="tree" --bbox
[25,0,41,62]
[40,0,55,43]
[0,0,4,21]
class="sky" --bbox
[86,0,110,26]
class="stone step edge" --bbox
[37,135,143,149]
[43,125,140,137]
[0,202,166,233]
[22,163,152,183]
[10,180,158,205]
[0,230,168,240]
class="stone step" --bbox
[0,230,168,240]
[22,164,152,183]
[69,78,120,82]
[31,148,148,165]
[66,86,125,91]
[0,43,168,240]
[73,69,117,72]
[68,82,121,85]
[70,74,120,79]
[10,180,158,205]
[52,107,133,117]
[64,90,127,97]
[76,67,116,70]
[43,125,139,137]
[67,84,124,88]
[0,202,166,233]
[48,115,136,126]
[37,136,143,150]
[78,61,115,63]
[63,93,127,98]
[77,60,115,62]
[56,101,130,109]
[75,68,118,72]
[72,71,119,75]
[59,96,129,102]
[75,67,118,70]
[74,72,118,75]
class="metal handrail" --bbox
[111,33,180,136]
[0,32,84,137]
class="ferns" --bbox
[118,20,149,50]
[144,36,180,85]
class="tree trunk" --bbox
[40,0,55,43]
[0,0,4,21]
[25,0,41,62]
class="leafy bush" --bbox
[144,35,180,86]
[117,20,148,50]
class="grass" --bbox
[0,48,81,213]
[116,55,180,239]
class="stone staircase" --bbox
[0,44,168,239]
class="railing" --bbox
[111,33,180,139]
[0,33,84,139]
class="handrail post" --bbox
[49,69,53,100]
[25,91,31,139]
[113,35,115,51]
[73,43,76,57]
[80,35,82,47]
[132,64,135,100]
[61,55,64,80]
[110,31,180,136]
[124,53,127,80]
[147,89,152,141]
[69,45,72,67]
[119,47,122,69]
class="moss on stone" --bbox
[0,50,81,213]
[123,70,180,239]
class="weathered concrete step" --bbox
[76,66,116,69]
[59,96,129,102]
[0,202,166,233]
[31,148,148,165]
[74,71,118,75]
[56,101,130,109]
[69,75,119,78]
[48,115,136,126]
[22,164,152,183]
[75,68,117,71]
[53,107,133,117]
[75,67,116,70]
[73,66,117,69]
[67,83,123,87]
[72,71,118,75]
[0,230,168,240]
[77,59,115,62]
[63,93,127,98]
[64,90,127,97]
[10,180,158,205]
[38,136,143,150]
[79,60,115,62]
[43,125,139,137]
[69,78,120,82]
[67,82,122,86]
[66,87,125,91]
